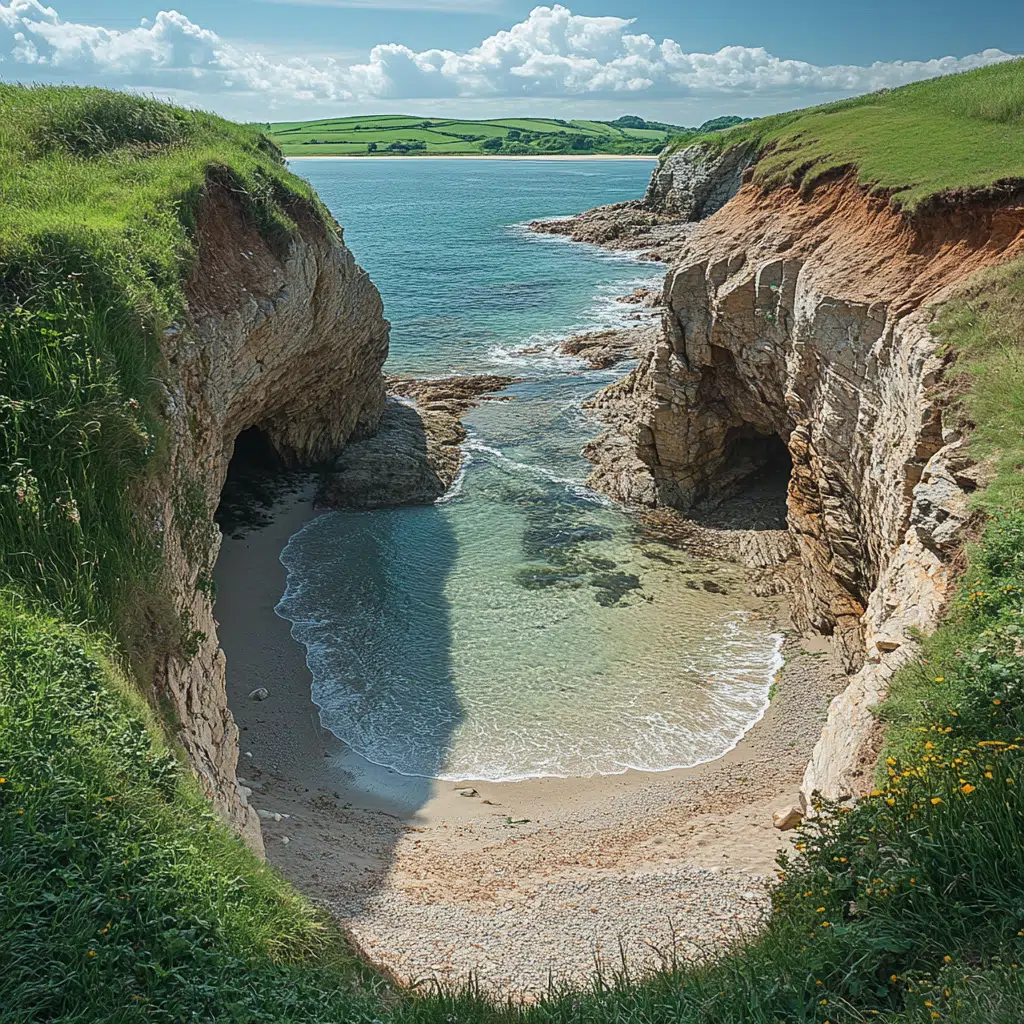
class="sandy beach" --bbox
[215,483,844,998]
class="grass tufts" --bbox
[665,58,1024,210]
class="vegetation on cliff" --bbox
[0,84,326,657]
[666,59,1024,209]
[3,81,1024,1022]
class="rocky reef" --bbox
[529,143,754,262]
[318,374,518,508]
[154,182,389,850]
[570,142,1024,804]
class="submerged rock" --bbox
[590,571,642,606]
[514,567,586,591]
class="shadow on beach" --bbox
[213,424,463,919]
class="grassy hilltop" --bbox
[265,113,724,156]
[3,64,1024,1022]
[666,58,1024,209]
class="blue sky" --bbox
[1,0,1020,123]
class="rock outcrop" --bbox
[153,182,389,851]
[560,324,660,369]
[529,141,753,262]
[642,142,753,219]
[318,375,517,508]
[583,168,1024,802]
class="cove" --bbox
[276,157,783,782]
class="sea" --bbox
[275,157,783,782]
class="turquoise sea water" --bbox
[276,158,783,782]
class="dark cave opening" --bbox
[215,426,298,537]
[691,426,793,532]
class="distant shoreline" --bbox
[285,154,659,161]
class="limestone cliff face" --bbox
[587,167,1024,801]
[151,184,389,851]
[643,142,753,220]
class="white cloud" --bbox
[0,1,1016,111]
[258,0,502,11]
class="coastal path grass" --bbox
[669,58,1024,210]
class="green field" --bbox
[264,114,689,156]
[5,68,1024,1021]
[667,58,1024,209]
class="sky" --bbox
[0,0,1021,124]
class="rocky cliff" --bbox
[642,142,754,220]
[585,150,1024,802]
[528,142,753,261]
[152,183,389,851]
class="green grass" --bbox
[665,58,1024,209]
[0,84,324,666]
[264,114,680,156]
[928,258,1024,509]
[5,79,1024,1021]
[0,603,389,1023]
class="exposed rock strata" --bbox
[642,142,754,219]
[318,375,518,508]
[154,183,389,851]
[582,167,1024,801]
[530,203,691,261]
[529,142,753,262]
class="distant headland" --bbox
[261,113,747,157]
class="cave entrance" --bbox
[693,426,792,531]
[215,426,291,537]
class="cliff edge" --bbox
[157,183,388,849]
[0,88,389,856]
[578,97,1024,802]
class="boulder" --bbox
[772,805,804,831]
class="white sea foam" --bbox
[462,438,585,488]
[435,448,471,504]
[486,337,590,372]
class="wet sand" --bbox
[214,483,844,997]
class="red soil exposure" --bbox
[687,172,1024,313]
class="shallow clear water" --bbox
[277,158,782,781]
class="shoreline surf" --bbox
[213,157,847,994]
